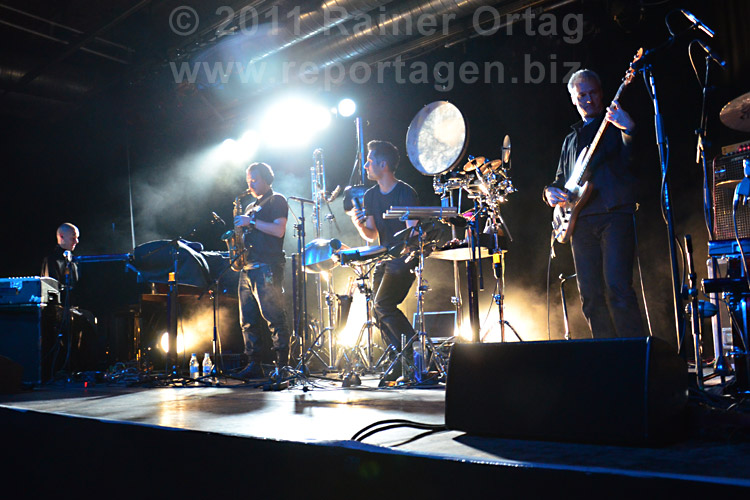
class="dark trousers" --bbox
[238,263,290,361]
[570,212,645,339]
[372,257,416,349]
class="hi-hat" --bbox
[720,92,750,132]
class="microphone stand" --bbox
[559,273,576,340]
[290,199,312,378]
[642,65,687,360]
[696,51,715,238]
[631,14,720,366]
[195,252,250,386]
[52,255,75,379]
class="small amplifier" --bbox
[721,140,750,157]
[712,151,750,240]
[0,277,60,306]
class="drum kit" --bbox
[292,101,517,386]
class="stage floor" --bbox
[1,371,750,494]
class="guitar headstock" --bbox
[623,48,644,86]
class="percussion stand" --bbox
[299,278,338,373]
[465,202,483,343]
[486,212,522,343]
[338,261,393,385]
[380,220,449,385]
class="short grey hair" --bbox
[567,69,601,94]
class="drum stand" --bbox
[298,278,338,374]
[379,221,449,386]
[486,245,522,343]
[338,262,394,385]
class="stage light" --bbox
[336,291,368,347]
[160,331,185,354]
[237,129,259,158]
[158,330,201,355]
[260,97,332,148]
[337,98,356,117]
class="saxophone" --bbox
[222,189,252,271]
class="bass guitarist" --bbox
[543,68,645,339]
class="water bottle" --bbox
[189,353,200,379]
[202,353,213,379]
[413,339,424,382]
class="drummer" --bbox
[350,140,420,383]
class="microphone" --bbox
[681,9,714,37]
[289,196,315,204]
[352,196,362,211]
[694,39,726,67]
[326,185,342,203]
[733,159,750,208]
[63,250,72,262]
[211,211,226,226]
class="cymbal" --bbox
[720,92,750,132]
[479,159,503,174]
[462,156,485,172]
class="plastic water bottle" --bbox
[202,353,213,379]
[189,353,200,379]
[413,339,424,382]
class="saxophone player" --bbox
[233,162,291,378]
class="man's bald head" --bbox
[56,223,79,251]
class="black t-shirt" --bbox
[551,115,637,216]
[364,180,419,247]
[243,190,288,266]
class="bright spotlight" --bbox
[237,129,259,159]
[216,138,240,162]
[160,331,185,354]
[338,98,356,117]
[261,97,332,148]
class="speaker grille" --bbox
[713,152,750,240]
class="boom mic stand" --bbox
[632,13,723,374]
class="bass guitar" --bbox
[552,49,642,244]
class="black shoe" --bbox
[235,361,264,379]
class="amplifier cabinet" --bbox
[0,305,58,385]
[713,151,750,240]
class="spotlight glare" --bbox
[237,130,259,159]
[260,97,332,148]
[338,98,356,117]
[160,331,185,354]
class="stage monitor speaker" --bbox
[713,150,750,240]
[445,337,688,445]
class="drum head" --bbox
[406,101,468,175]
